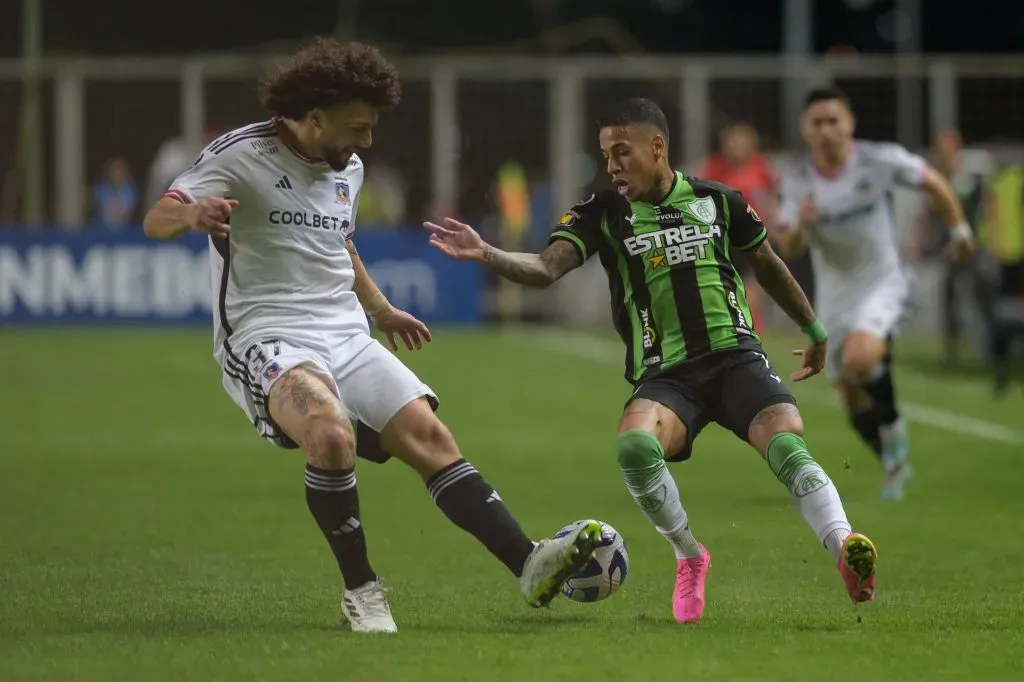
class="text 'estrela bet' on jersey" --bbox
[550,172,769,384]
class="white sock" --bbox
[790,463,852,560]
[823,528,850,559]
[879,418,910,470]
[624,463,704,559]
[767,433,852,561]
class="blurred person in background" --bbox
[983,161,1024,396]
[775,86,975,501]
[908,129,991,364]
[144,125,226,209]
[356,162,407,228]
[696,122,775,334]
[91,156,138,231]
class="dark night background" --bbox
[1,0,1020,224]
[1,0,1021,57]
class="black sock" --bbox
[304,465,377,590]
[861,366,899,426]
[426,459,535,578]
[849,407,882,459]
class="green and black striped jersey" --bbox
[550,171,768,385]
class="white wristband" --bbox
[951,222,972,240]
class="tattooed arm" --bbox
[345,239,432,351]
[746,239,817,328]
[345,239,390,319]
[481,240,583,288]
[424,218,585,289]
[748,239,828,381]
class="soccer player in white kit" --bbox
[142,38,603,634]
[776,86,974,501]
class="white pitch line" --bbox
[506,329,1024,446]
[898,403,1024,445]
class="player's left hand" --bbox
[371,307,432,352]
[791,342,826,382]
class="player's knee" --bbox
[841,353,876,382]
[415,414,456,453]
[303,416,356,470]
[613,429,664,470]
[410,418,461,476]
[841,334,885,381]
[836,381,871,412]
[778,414,805,437]
[383,400,461,476]
[748,403,804,452]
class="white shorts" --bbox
[822,286,906,381]
[219,332,436,448]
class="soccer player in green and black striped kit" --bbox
[425,98,877,624]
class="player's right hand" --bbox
[423,218,488,262]
[189,197,238,238]
[791,341,826,382]
[797,194,818,226]
[945,231,976,263]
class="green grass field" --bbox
[2,326,1023,681]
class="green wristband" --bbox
[802,320,828,344]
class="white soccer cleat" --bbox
[518,519,603,608]
[341,579,398,633]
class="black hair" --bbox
[803,84,851,110]
[597,97,669,142]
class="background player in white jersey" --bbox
[776,85,974,501]
[142,38,602,634]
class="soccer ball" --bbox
[554,520,629,603]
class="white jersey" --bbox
[777,140,927,326]
[165,120,368,367]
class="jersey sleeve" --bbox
[872,142,927,188]
[163,147,237,204]
[548,192,604,261]
[724,187,768,251]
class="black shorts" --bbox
[1000,261,1024,297]
[625,349,797,462]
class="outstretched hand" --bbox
[424,218,488,262]
[791,342,827,382]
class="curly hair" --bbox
[258,38,402,119]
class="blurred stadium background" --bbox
[3,0,1024,340]
[2,1,1023,680]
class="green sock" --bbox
[615,430,702,559]
[766,432,851,559]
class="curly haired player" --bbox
[143,38,602,634]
